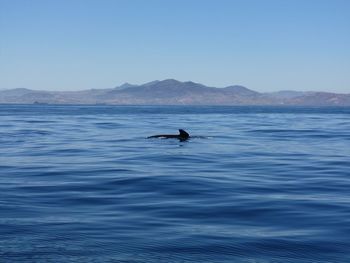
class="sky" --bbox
[0,0,349,93]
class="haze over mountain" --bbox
[1,79,349,106]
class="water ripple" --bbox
[1,105,350,262]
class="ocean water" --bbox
[1,105,350,263]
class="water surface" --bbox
[1,105,350,262]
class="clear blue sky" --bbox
[1,0,349,92]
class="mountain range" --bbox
[1,79,349,106]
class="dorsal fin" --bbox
[179,129,189,138]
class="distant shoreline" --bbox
[1,103,350,108]
[1,79,349,106]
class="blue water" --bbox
[1,105,350,262]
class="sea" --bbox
[0,104,349,263]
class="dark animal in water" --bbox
[148,129,190,141]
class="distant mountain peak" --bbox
[1,79,349,105]
[158,79,181,84]
[116,82,137,90]
[142,80,160,86]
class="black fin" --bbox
[178,129,189,138]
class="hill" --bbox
[1,79,349,106]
